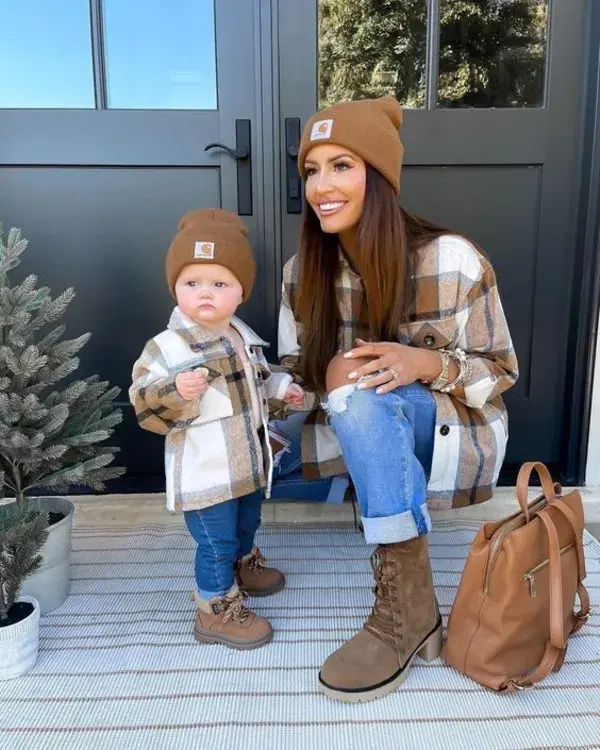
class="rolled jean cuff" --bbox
[362,503,432,544]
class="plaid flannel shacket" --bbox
[129,307,291,512]
[278,234,519,509]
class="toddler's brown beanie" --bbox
[166,208,255,300]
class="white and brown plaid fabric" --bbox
[130,308,292,512]
[278,235,519,508]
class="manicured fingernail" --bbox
[376,388,383,394]
[344,352,353,358]
[348,371,357,379]
[357,382,367,390]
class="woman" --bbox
[274,96,518,703]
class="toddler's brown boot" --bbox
[235,547,285,597]
[193,584,273,649]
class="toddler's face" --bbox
[175,264,243,328]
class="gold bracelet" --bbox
[427,350,451,391]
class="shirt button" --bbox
[440,425,450,436]
[424,334,435,347]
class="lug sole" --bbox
[194,625,274,650]
[318,620,443,703]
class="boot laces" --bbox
[246,548,266,575]
[221,590,251,624]
[366,548,403,645]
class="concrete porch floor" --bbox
[71,486,600,540]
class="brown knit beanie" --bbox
[166,208,255,300]
[297,97,403,194]
[177,207,248,234]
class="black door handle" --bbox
[204,143,249,160]
[204,120,252,216]
[285,118,302,214]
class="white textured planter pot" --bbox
[21,497,75,614]
[0,595,40,681]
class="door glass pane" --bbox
[0,0,95,108]
[438,0,549,108]
[102,0,217,110]
[319,0,427,109]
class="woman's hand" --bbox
[343,339,442,395]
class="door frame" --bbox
[562,0,600,485]
[263,0,600,484]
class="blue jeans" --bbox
[269,412,348,503]
[184,490,263,600]
[183,420,338,599]
[323,381,436,545]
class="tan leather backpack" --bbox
[442,462,590,692]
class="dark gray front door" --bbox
[0,0,270,490]
[276,0,588,479]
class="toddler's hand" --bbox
[176,368,208,400]
[283,383,304,406]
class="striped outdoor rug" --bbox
[1,520,599,750]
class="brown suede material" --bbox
[194,589,272,645]
[320,535,439,691]
[235,547,285,595]
[321,628,400,691]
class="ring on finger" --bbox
[388,367,399,381]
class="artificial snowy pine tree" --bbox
[0,491,48,623]
[0,223,125,515]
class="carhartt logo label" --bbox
[310,118,333,141]
[194,241,215,259]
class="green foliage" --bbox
[0,495,48,621]
[0,223,126,505]
[320,0,428,108]
[319,0,547,108]
[0,222,125,613]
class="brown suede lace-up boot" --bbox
[318,535,442,702]
[235,547,285,597]
[193,584,273,649]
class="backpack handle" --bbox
[516,462,556,523]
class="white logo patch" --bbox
[310,118,334,141]
[194,241,215,259]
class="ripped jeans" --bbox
[323,381,436,545]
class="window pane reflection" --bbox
[103,0,217,110]
[438,0,548,108]
[319,0,427,109]
[0,0,94,109]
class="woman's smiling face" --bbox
[303,144,367,234]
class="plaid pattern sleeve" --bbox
[129,338,188,435]
[455,258,519,410]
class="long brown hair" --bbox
[296,166,454,392]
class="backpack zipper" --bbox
[483,495,548,595]
[522,542,575,598]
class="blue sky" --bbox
[0,0,217,109]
